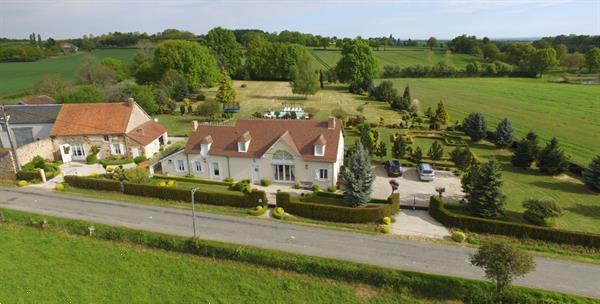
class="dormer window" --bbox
[314,144,325,156]
[314,133,327,157]
[237,131,251,153]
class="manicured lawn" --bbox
[309,47,478,70]
[0,225,422,303]
[382,77,600,165]
[0,49,136,100]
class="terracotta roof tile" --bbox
[50,102,133,136]
[126,120,167,145]
[185,119,342,163]
[237,131,252,142]
[315,133,327,145]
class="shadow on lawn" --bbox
[564,204,600,219]
[528,180,593,195]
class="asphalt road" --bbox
[1,187,599,299]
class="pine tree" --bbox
[511,132,539,168]
[428,140,444,160]
[402,85,411,104]
[425,106,433,118]
[340,141,375,207]
[434,100,449,125]
[215,70,236,103]
[357,123,374,154]
[450,147,477,171]
[495,118,514,148]
[582,155,600,191]
[538,137,569,175]
[462,112,487,141]
[391,133,407,159]
[374,141,387,160]
[468,159,507,218]
[461,162,480,200]
[411,146,423,164]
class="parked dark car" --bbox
[384,159,403,177]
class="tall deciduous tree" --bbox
[466,159,506,218]
[471,243,535,294]
[203,27,243,77]
[291,52,319,98]
[462,112,487,141]
[582,155,600,191]
[585,47,600,72]
[153,40,219,88]
[339,141,375,207]
[530,48,558,76]
[494,118,514,148]
[335,39,379,93]
[538,137,569,175]
[215,70,236,103]
[426,37,438,49]
[564,52,586,71]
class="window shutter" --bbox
[120,144,125,155]
[110,144,116,155]
[315,169,319,179]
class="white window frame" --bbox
[103,135,110,141]
[194,161,202,172]
[314,144,325,156]
[113,143,123,155]
[175,159,186,172]
[238,141,248,152]
[71,143,85,157]
[317,168,329,181]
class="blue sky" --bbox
[0,0,598,39]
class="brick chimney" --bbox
[127,97,134,107]
[192,120,199,132]
[327,117,336,129]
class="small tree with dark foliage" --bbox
[494,118,514,148]
[462,112,487,141]
[466,159,506,218]
[537,137,569,175]
[511,131,539,168]
[427,140,444,161]
[583,155,600,191]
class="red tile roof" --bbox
[126,120,167,145]
[185,119,342,163]
[50,102,133,136]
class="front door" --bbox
[59,144,72,163]
[251,165,260,184]
[131,147,140,158]
[70,143,85,161]
[210,162,221,180]
[273,164,295,183]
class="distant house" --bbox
[59,42,79,53]
[157,118,344,188]
[0,104,62,148]
[18,95,56,105]
[50,99,167,162]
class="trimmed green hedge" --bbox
[16,169,41,181]
[277,192,400,223]
[17,163,61,182]
[153,174,233,186]
[429,196,600,248]
[0,208,590,304]
[64,175,267,208]
[64,175,122,192]
[100,158,133,166]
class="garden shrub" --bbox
[55,183,64,191]
[248,205,268,216]
[159,181,167,187]
[522,198,562,227]
[293,182,300,189]
[16,170,40,181]
[260,179,272,187]
[429,196,600,248]
[167,180,175,187]
[154,174,233,186]
[451,230,466,243]
[86,154,98,164]
[311,184,320,192]
[277,192,400,223]
[326,186,337,193]
[382,216,391,224]
[17,180,28,187]
[133,156,147,165]
[124,167,150,184]
[100,158,134,166]
[273,207,285,220]
[64,175,123,192]
[379,224,391,234]
[223,177,235,183]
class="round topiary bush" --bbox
[86,154,98,165]
[106,167,114,173]
[17,180,28,187]
[248,205,268,216]
[379,224,391,234]
[167,180,175,187]
[159,181,167,187]
[311,184,320,192]
[451,230,466,243]
[55,183,64,191]
[273,207,285,219]
[382,217,391,225]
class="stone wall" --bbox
[16,138,56,165]
[0,149,17,179]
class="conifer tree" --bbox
[467,159,507,218]
[411,146,423,164]
[374,141,387,160]
[215,70,236,103]
[450,147,477,171]
[425,106,433,118]
[495,118,514,148]
[434,100,449,125]
[339,141,375,207]
[538,137,569,175]
[582,155,600,191]
[461,162,480,200]
[428,140,444,160]
[391,134,407,159]
[462,112,487,141]
[402,85,411,105]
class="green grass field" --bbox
[382,77,600,165]
[0,49,136,100]
[310,47,478,70]
[0,224,428,303]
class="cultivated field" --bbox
[0,49,136,100]
[0,225,428,303]
[310,47,479,70]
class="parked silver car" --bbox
[417,163,435,181]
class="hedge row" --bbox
[0,208,589,304]
[429,196,600,248]
[64,175,123,192]
[153,174,233,186]
[64,175,267,208]
[276,192,400,223]
[16,169,41,181]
